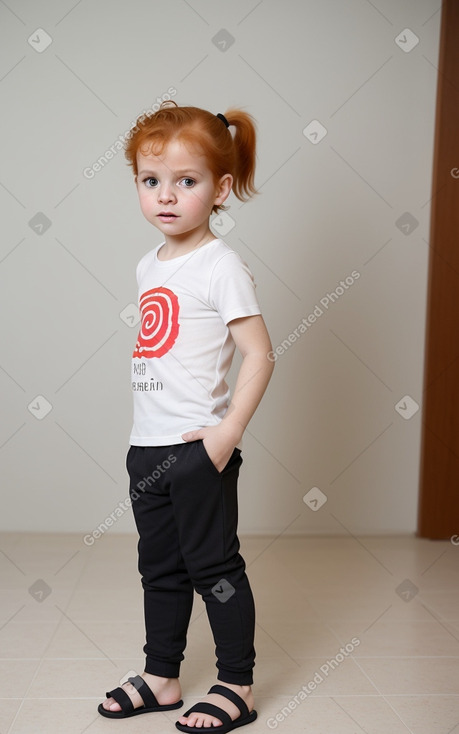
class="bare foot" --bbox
[101,672,181,713]
[177,683,254,728]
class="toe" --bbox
[178,712,223,728]
[103,697,121,712]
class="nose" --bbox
[157,181,176,204]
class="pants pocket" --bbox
[197,440,241,477]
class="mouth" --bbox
[157,212,178,222]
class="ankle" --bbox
[143,673,180,687]
[217,682,253,700]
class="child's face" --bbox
[135,139,230,240]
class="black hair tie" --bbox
[216,113,230,128]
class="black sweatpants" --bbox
[127,440,256,685]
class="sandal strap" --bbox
[208,684,249,719]
[106,675,159,714]
[127,675,159,709]
[182,702,233,727]
[105,686,134,714]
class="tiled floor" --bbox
[1,532,458,733]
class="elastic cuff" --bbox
[217,670,254,686]
[144,658,181,679]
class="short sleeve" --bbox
[209,251,261,325]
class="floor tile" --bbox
[357,657,459,695]
[2,533,459,733]
[386,694,459,734]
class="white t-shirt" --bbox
[129,238,261,446]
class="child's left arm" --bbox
[182,314,274,472]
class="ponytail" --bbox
[224,108,258,203]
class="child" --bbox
[98,101,274,732]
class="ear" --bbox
[213,174,233,207]
[134,174,138,184]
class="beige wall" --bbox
[0,0,440,536]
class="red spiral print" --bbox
[133,287,180,359]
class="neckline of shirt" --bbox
[154,238,221,266]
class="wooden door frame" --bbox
[418,0,459,538]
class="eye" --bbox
[179,177,195,188]
[144,177,158,188]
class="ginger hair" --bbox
[124,102,258,213]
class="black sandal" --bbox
[98,674,183,719]
[175,684,257,733]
